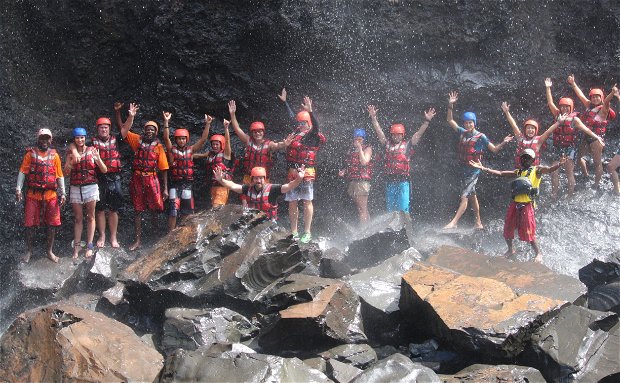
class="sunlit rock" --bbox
[519,304,620,382]
[0,303,163,382]
[578,252,620,289]
[320,247,353,278]
[160,307,259,355]
[349,353,440,383]
[159,349,333,383]
[82,246,135,291]
[319,344,377,369]
[16,256,81,301]
[327,359,363,383]
[439,364,545,382]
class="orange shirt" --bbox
[19,148,64,201]
[125,131,169,171]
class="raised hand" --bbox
[544,78,552,88]
[128,103,139,116]
[296,165,306,179]
[91,148,101,162]
[213,167,223,181]
[424,107,437,121]
[205,114,214,124]
[163,111,172,123]
[278,88,287,102]
[223,119,230,129]
[469,159,483,169]
[283,133,295,147]
[557,113,569,122]
[567,74,575,85]
[501,102,510,113]
[301,96,313,113]
[114,102,124,111]
[367,105,378,118]
[228,100,236,115]
[448,91,459,104]
[503,135,514,143]
[338,169,345,177]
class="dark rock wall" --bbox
[1,0,618,249]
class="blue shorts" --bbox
[285,180,314,201]
[385,181,410,213]
[461,173,479,198]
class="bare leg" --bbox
[46,227,59,263]
[590,140,604,187]
[84,201,97,258]
[96,210,106,247]
[531,240,542,263]
[303,200,314,234]
[129,212,142,251]
[108,211,120,247]
[565,160,576,197]
[289,200,299,234]
[504,238,515,258]
[23,227,35,262]
[550,167,560,199]
[167,216,177,232]
[354,195,370,224]
[444,196,468,229]
[607,154,620,195]
[72,203,84,259]
[577,141,590,177]
[470,194,483,229]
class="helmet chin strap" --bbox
[37,144,48,151]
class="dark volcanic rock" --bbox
[586,281,620,314]
[319,344,378,370]
[439,364,545,383]
[578,252,620,289]
[350,353,440,383]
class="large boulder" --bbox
[0,303,163,382]
[350,353,440,383]
[439,364,545,382]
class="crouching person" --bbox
[212,165,305,221]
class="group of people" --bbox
[16,78,620,264]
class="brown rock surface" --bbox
[0,303,163,382]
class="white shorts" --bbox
[70,184,100,204]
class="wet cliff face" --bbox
[0,1,618,251]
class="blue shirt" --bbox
[456,127,490,176]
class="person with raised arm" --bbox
[161,111,213,230]
[567,75,617,189]
[443,91,512,230]
[338,128,373,224]
[501,102,545,168]
[544,78,604,198]
[119,103,169,250]
[367,104,436,214]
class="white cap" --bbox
[37,128,52,139]
[521,148,536,159]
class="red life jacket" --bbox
[552,112,579,148]
[92,136,121,173]
[458,132,484,164]
[581,105,608,137]
[170,145,194,182]
[285,130,325,167]
[346,145,372,180]
[246,183,278,219]
[384,141,411,176]
[205,150,231,186]
[243,139,273,175]
[515,136,542,167]
[26,148,57,190]
[133,139,160,173]
[70,147,98,186]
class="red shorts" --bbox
[130,173,164,212]
[24,197,61,227]
[503,201,536,242]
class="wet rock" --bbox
[343,212,413,269]
[400,263,565,359]
[439,364,545,382]
[82,247,135,291]
[319,344,377,369]
[578,252,620,289]
[160,307,258,355]
[159,349,333,383]
[427,245,585,302]
[320,247,353,278]
[327,359,362,383]
[407,339,460,372]
[586,281,620,314]
[0,303,163,382]
[350,353,440,383]
[519,304,620,382]
[258,274,366,352]
[16,257,82,302]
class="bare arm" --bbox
[545,78,560,117]
[537,156,567,175]
[599,85,617,118]
[162,112,173,151]
[269,133,294,152]
[114,102,124,132]
[281,166,306,193]
[367,105,387,145]
[537,120,561,147]
[190,114,213,153]
[121,103,138,139]
[161,170,168,200]
[567,74,590,107]
[501,102,521,137]
[411,108,436,145]
[574,117,604,145]
[469,160,517,177]
[228,100,249,145]
[91,148,108,173]
[223,119,232,160]
[446,91,459,131]
[487,135,514,154]
[213,167,243,193]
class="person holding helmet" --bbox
[194,119,233,209]
[119,103,169,251]
[212,165,306,220]
[443,91,513,230]
[470,149,567,263]
[16,128,66,263]
[64,127,108,260]
[567,75,617,189]
[544,78,604,198]
[338,128,373,224]
[501,102,546,167]
[161,111,213,230]
[368,105,436,214]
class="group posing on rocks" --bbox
[16,77,620,265]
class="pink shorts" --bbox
[24,197,61,227]
[503,201,536,242]
[130,173,164,212]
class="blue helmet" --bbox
[462,112,477,126]
[354,128,366,139]
[73,127,87,137]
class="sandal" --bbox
[85,243,94,259]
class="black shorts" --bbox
[97,175,123,212]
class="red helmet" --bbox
[174,128,189,139]
[589,88,604,98]
[390,124,405,134]
[296,111,312,127]
[250,121,265,131]
[523,119,539,134]
[144,121,159,134]
[558,97,574,113]
[210,134,226,148]
[250,167,266,177]
[96,117,111,127]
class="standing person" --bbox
[567,75,617,188]
[194,119,233,209]
[607,88,620,195]
[501,102,544,167]
[544,78,605,198]
[161,111,213,230]
[338,128,373,224]
[368,105,436,214]
[64,127,108,260]
[284,96,326,243]
[16,128,66,263]
[470,150,567,263]
[213,165,306,220]
[119,103,169,251]
[443,91,512,230]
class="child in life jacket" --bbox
[501,102,545,167]
[194,119,233,209]
[470,149,566,263]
